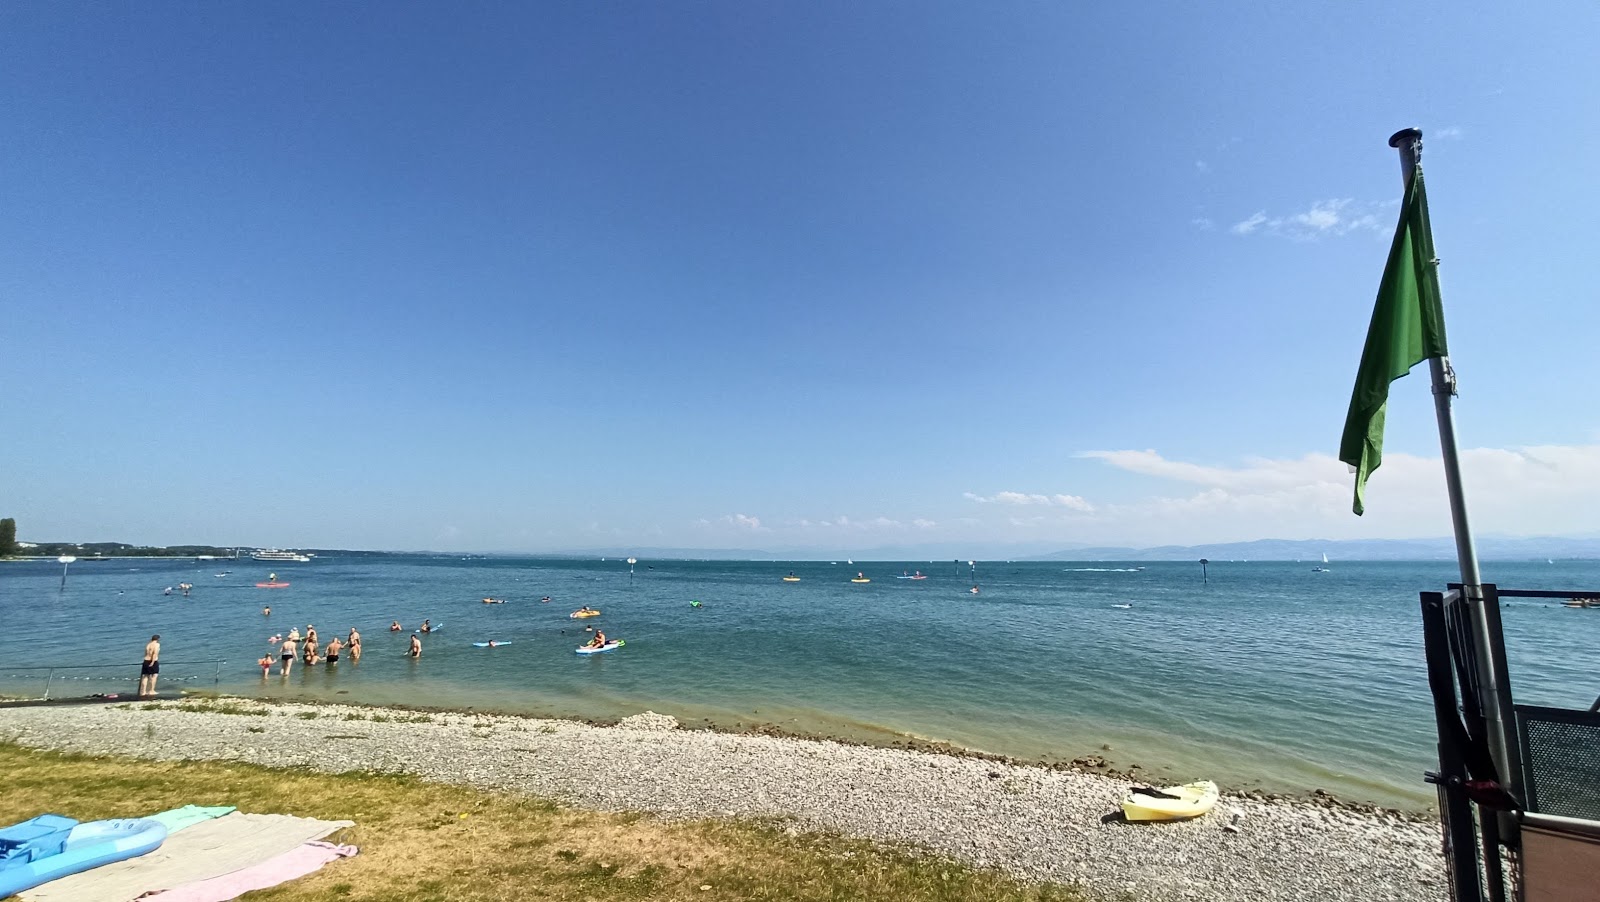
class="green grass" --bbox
[0,743,1088,902]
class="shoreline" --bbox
[204,690,1434,819]
[0,695,1446,901]
[5,688,1433,819]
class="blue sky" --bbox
[3,2,1597,553]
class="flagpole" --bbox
[1387,127,1510,782]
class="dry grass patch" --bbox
[0,744,1087,902]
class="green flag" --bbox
[1338,165,1449,515]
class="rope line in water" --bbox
[0,673,208,683]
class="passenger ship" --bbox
[251,549,313,562]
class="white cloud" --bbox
[1230,211,1268,235]
[965,491,1094,511]
[1070,445,1600,542]
[1433,126,1463,140]
[720,513,768,532]
[1231,199,1387,240]
[1191,217,1215,231]
[1195,160,1210,173]
[790,515,910,532]
[912,518,937,529]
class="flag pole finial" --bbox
[1388,128,1423,185]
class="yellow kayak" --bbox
[569,610,601,619]
[782,576,801,582]
[1122,781,1219,822]
[850,578,870,583]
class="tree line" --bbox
[0,522,240,559]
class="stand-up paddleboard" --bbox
[471,641,511,648]
[255,582,291,588]
[576,639,624,654]
[419,622,443,633]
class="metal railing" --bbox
[1421,583,1600,902]
[0,660,227,701]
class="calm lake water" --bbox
[4,555,1597,808]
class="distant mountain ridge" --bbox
[511,537,1600,562]
[1024,536,1600,562]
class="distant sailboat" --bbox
[1312,552,1329,573]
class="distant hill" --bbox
[1025,536,1600,562]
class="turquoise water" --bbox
[4,555,1598,808]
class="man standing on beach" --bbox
[139,634,161,697]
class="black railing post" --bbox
[1422,590,1486,902]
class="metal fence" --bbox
[1421,583,1600,902]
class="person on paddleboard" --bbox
[584,628,607,649]
[420,619,432,633]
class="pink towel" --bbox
[145,841,357,901]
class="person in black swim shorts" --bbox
[280,636,297,676]
[139,634,161,697]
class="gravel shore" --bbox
[0,699,1445,901]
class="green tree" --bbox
[0,518,15,557]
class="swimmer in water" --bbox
[263,606,271,617]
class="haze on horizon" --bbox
[3,4,1597,555]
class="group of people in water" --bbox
[259,623,362,676]
[246,592,619,677]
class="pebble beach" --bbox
[0,699,1446,902]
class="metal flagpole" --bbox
[1387,127,1511,783]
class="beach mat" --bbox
[22,812,353,902]
[145,841,358,901]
